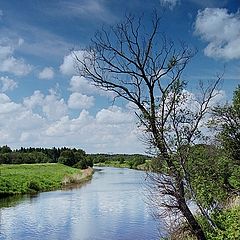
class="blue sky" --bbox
[0,0,239,153]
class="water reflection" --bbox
[0,167,161,240]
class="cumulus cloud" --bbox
[0,93,45,145]
[194,8,240,60]
[38,67,54,80]
[23,90,44,109]
[0,93,21,114]
[0,76,17,92]
[209,90,226,106]
[24,89,68,121]
[59,50,86,75]
[160,0,179,9]
[0,90,143,153]
[0,38,32,76]
[68,92,95,109]
[69,76,97,94]
[69,75,115,98]
[44,106,141,153]
[96,106,134,124]
[0,85,227,153]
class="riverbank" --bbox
[94,160,150,171]
[0,167,159,240]
[0,163,93,197]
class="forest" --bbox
[0,145,151,170]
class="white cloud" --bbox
[0,76,17,92]
[39,67,55,80]
[24,89,68,121]
[60,50,85,75]
[209,90,226,106]
[0,91,143,153]
[68,92,95,109]
[0,93,21,114]
[0,56,32,76]
[160,0,179,9]
[23,90,44,109]
[96,106,134,124]
[0,94,45,145]
[0,39,32,76]
[43,95,68,121]
[0,86,226,153]
[69,76,97,94]
[44,106,141,153]
[195,8,240,60]
[69,75,115,98]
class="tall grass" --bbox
[0,163,85,196]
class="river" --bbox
[0,167,164,240]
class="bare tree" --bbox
[76,14,221,240]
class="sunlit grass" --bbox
[0,163,82,196]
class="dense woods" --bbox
[0,146,92,169]
[0,146,151,170]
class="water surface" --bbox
[0,167,162,240]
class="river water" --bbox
[0,167,163,240]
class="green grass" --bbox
[0,163,85,196]
[94,160,151,170]
[94,161,130,168]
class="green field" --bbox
[0,163,91,196]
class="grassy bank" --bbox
[94,161,130,168]
[0,163,93,197]
[94,160,151,170]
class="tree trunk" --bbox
[178,192,206,240]
[155,132,207,239]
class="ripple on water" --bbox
[0,167,161,240]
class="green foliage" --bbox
[0,163,82,196]
[0,146,91,169]
[58,150,77,166]
[92,153,149,169]
[228,166,240,189]
[58,149,93,169]
[186,144,236,209]
[0,152,51,164]
[213,85,240,162]
[130,156,146,168]
[0,145,12,154]
[28,180,41,192]
[197,206,240,240]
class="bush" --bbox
[197,206,240,240]
[58,150,77,166]
[210,207,240,240]
[74,159,88,169]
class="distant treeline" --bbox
[0,146,92,169]
[91,153,151,169]
[0,146,151,169]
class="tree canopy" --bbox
[76,14,224,240]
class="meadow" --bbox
[0,163,91,196]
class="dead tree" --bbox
[76,14,221,240]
